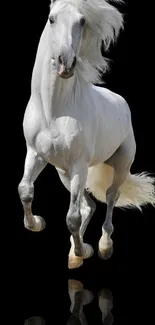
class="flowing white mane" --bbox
[50,0,124,83]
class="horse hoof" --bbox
[68,280,93,306]
[98,245,113,260]
[68,279,83,290]
[99,288,113,301]
[24,215,46,232]
[82,243,94,259]
[82,289,94,305]
[68,255,83,269]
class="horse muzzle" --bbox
[57,54,76,79]
[58,64,74,79]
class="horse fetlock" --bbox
[18,181,34,202]
[103,223,114,236]
[24,215,46,232]
[66,213,82,233]
[74,246,83,257]
[75,243,94,259]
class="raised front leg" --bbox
[18,147,47,231]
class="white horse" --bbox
[18,0,155,269]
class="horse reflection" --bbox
[99,289,113,325]
[24,317,45,325]
[67,279,113,325]
[67,279,93,325]
[24,281,113,325]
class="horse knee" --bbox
[18,181,34,203]
[66,210,82,234]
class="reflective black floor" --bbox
[19,274,153,325]
[15,193,155,325]
[24,281,113,325]
[15,200,155,325]
[16,240,154,325]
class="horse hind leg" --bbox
[98,130,136,259]
[18,147,47,231]
[57,167,96,269]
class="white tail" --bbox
[86,164,155,210]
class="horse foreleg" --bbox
[18,147,47,231]
[66,160,93,266]
[69,190,95,269]
[57,168,95,269]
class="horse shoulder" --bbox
[23,95,46,146]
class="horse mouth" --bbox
[58,72,74,79]
[57,64,74,79]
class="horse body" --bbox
[24,55,131,170]
[18,0,155,269]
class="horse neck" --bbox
[50,65,77,110]
[48,64,82,120]
[39,56,86,121]
[31,24,88,121]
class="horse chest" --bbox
[35,123,83,168]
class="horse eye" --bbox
[49,16,55,24]
[80,17,86,27]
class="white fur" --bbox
[50,0,123,83]
[23,0,155,212]
[19,0,155,254]
[86,164,155,210]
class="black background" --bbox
[14,1,154,324]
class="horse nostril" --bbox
[71,56,77,69]
[58,55,63,64]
